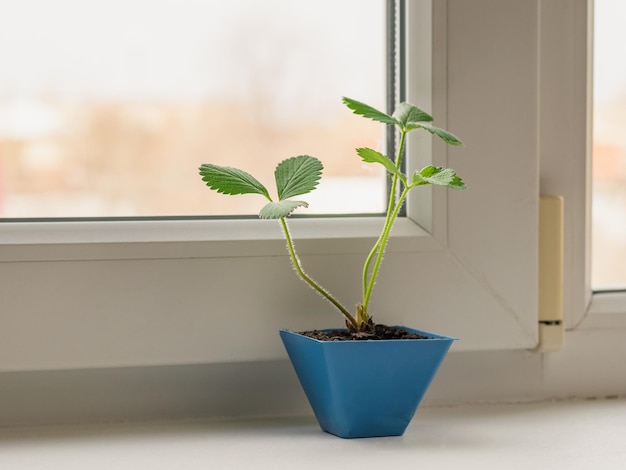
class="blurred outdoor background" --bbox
[593,0,626,290]
[0,0,387,218]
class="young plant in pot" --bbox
[199,97,464,438]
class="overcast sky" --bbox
[0,0,385,113]
[2,1,623,109]
[594,0,626,105]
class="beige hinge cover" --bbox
[536,195,564,353]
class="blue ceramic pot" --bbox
[279,327,456,439]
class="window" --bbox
[0,0,546,373]
[0,0,387,218]
[538,0,626,326]
[583,0,626,322]
[4,1,626,427]
[592,0,626,291]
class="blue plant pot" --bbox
[279,327,456,439]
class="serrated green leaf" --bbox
[259,200,309,219]
[199,164,270,199]
[412,165,466,189]
[275,155,323,201]
[392,102,433,129]
[342,97,398,126]
[419,165,440,178]
[356,147,404,181]
[419,125,464,146]
[447,175,466,189]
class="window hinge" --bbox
[536,195,565,353]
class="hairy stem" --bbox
[362,185,410,312]
[280,217,358,329]
[361,129,408,317]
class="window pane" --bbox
[592,0,626,290]
[0,0,387,218]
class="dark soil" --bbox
[299,324,430,341]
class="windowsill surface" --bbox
[1,398,624,469]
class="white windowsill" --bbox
[1,398,624,469]
[0,217,438,262]
[579,291,626,329]
[0,217,429,245]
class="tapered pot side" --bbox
[279,326,456,439]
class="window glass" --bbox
[0,0,387,218]
[592,0,626,290]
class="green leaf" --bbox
[419,125,464,146]
[259,200,309,219]
[392,102,433,129]
[356,147,404,181]
[342,97,398,126]
[447,175,466,189]
[199,164,270,199]
[275,155,323,201]
[412,165,466,189]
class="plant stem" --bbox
[361,129,408,315]
[362,185,410,312]
[279,217,358,329]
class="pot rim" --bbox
[279,326,458,344]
